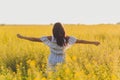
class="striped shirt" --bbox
[40,36,76,70]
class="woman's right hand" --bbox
[17,34,23,39]
[94,42,100,46]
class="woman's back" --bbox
[40,35,77,71]
[40,36,77,54]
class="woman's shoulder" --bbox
[66,36,77,42]
[66,36,77,44]
[65,36,76,39]
[47,36,52,41]
[65,36,70,39]
[40,36,52,41]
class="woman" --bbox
[17,22,100,71]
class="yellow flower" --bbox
[75,72,80,78]
[65,68,71,74]
[72,56,77,61]
[41,77,47,80]
[34,77,40,80]
[30,60,36,67]
[112,74,117,80]
[0,75,5,79]
[57,77,61,80]
[75,71,84,78]
[27,59,31,64]
[47,71,53,76]
[66,56,71,62]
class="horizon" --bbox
[0,23,120,26]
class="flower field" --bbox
[0,24,120,80]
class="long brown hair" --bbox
[53,22,68,47]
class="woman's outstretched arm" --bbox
[17,34,42,42]
[76,39,100,46]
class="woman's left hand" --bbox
[17,34,24,39]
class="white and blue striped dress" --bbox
[40,36,76,71]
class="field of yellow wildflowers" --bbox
[0,24,120,80]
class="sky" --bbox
[0,0,120,24]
